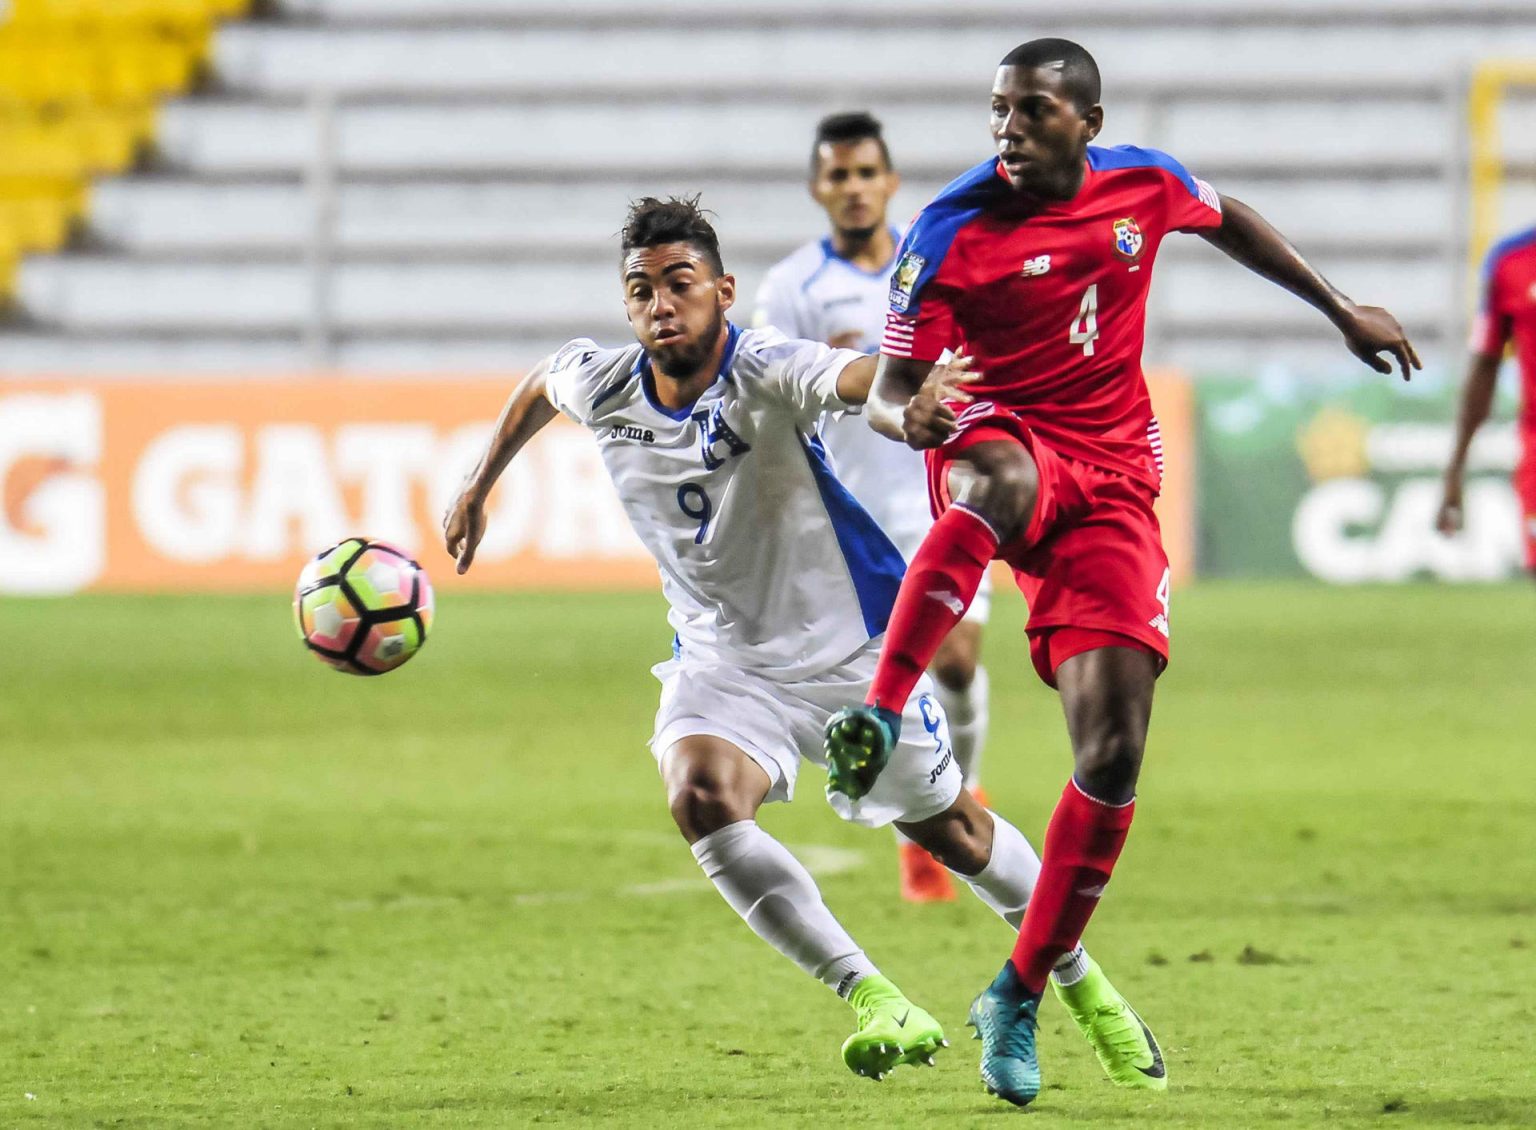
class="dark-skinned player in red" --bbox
[823,38,1421,1107]
[1437,224,1536,576]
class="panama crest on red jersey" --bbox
[1111,217,1144,263]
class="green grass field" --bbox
[4,582,1534,1127]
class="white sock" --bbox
[691,820,878,997]
[934,665,989,788]
[1052,945,1091,985]
[951,809,1039,930]
[951,810,1089,986]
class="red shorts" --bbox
[926,406,1172,688]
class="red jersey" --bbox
[1472,226,1536,443]
[881,145,1223,491]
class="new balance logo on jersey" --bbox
[692,402,751,470]
[609,424,655,443]
[1021,254,1052,277]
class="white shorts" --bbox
[648,642,962,828]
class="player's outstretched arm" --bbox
[1200,195,1422,380]
[1437,351,1502,534]
[856,354,976,449]
[442,356,559,574]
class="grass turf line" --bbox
[3,583,1534,1127]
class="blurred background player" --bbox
[1438,224,1536,576]
[753,112,993,904]
[443,196,1153,1087]
[823,38,1420,1107]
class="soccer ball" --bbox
[293,538,435,675]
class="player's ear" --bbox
[716,273,736,312]
[887,168,903,195]
[1082,103,1104,142]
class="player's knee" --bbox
[980,456,1039,541]
[901,806,990,876]
[1072,730,1145,802]
[668,773,750,842]
[927,829,989,875]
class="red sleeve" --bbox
[1471,258,1512,356]
[882,293,954,362]
[1165,170,1224,233]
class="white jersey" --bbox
[544,324,907,679]
[753,232,932,557]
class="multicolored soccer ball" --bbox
[293,538,435,675]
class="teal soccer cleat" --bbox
[968,960,1042,1107]
[823,705,899,801]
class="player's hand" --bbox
[1435,479,1464,536]
[1337,303,1422,381]
[442,488,487,574]
[904,355,980,450]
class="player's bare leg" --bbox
[826,442,1165,1103]
[825,439,1032,789]
[965,647,1167,1105]
[662,736,944,1079]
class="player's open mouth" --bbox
[654,328,684,344]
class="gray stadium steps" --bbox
[212,22,1536,92]
[267,0,1536,26]
[13,249,1448,334]
[7,0,1534,374]
[151,93,1457,175]
[86,176,1468,255]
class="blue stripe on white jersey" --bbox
[798,431,905,637]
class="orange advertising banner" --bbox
[0,374,1193,595]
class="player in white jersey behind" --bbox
[754,113,992,904]
[443,197,1151,1087]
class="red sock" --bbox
[866,506,998,713]
[1010,779,1136,994]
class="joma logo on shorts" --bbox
[928,748,953,785]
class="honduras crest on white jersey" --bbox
[753,233,932,557]
[545,323,906,678]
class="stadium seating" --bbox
[0,0,253,308]
[4,0,1536,373]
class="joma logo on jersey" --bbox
[691,402,751,470]
[609,424,655,443]
[1020,254,1052,277]
[1111,217,1144,262]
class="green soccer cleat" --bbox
[968,960,1042,1106]
[1052,956,1168,1090]
[823,705,899,801]
[841,974,947,1081]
